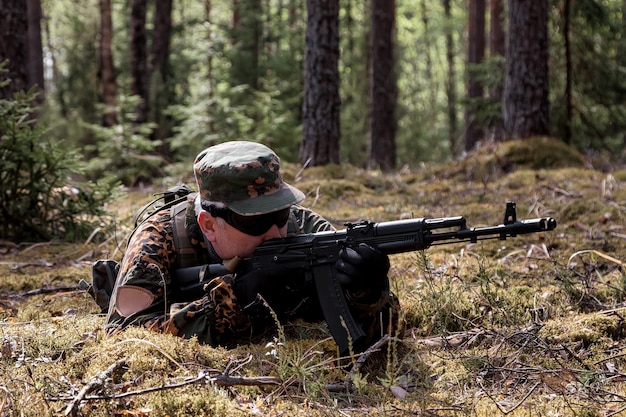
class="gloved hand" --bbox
[336,243,390,303]
[233,265,301,314]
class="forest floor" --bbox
[2,137,626,416]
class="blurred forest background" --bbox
[1,0,626,242]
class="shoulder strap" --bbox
[286,209,300,236]
[171,198,202,269]
[126,184,195,249]
[132,184,195,228]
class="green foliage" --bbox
[339,0,369,167]
[394,0,465,165]
[0,72,118,243]
[557,250,626,312]
[47,0,100,123]
[549,0,626,154]
[82,95,161,185]
[463,56,505,132]
[403,251,473,334]
[169,75,301,163]
[37,0,626,171]
[437,137,586,182]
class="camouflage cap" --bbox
[193,141,305,215]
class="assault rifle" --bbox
[172,202,556,354]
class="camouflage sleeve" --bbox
[106,203,403,349]
[104,207,263,346]
[289,205,335,234]
[104,209,176,335]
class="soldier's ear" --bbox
[198,210,218,242]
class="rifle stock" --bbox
[172,202,556,353]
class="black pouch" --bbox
[79,259,120,313]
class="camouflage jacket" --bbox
[105,199,402,349]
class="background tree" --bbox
[300,0,340,166]
[150,0,173,152]
[339,0,369,166]
[367,0,397,171]
[130,0,149,125]
[27,0,44,105]
[4,0,623,177]
[464,0,485,151]
[443,0,460,157]
[547,0,626,153]
[99,0,117,127]
[230,0,262,91]
[487,0,505,140]
[562,0,572,145]
[0,0,29,98]
[204,0,215,135]
[48,1,100,131]
[503,0,550,139]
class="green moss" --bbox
[2,154,626,416]
[497,136,585,170]
[428,137,585,182]
[539,313,625,346]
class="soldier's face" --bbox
[198,210,288,259]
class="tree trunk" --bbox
[150,0,173,146]
[367,0,396,171]
[288,0,299,52]
[99,0,117,127]
[563,0,572,144]
[205,0,216,134]
[464,0,486,152]
[230,0,262,90]
[0,0,28,98]
[443,0,459,158]
[488,0,505,141]
[130,0,149,124]
[26,0,44,103]
[151,0,173,94]
[43,12,66,116]
[265,0,273,55]
[300,0,340,166]
[421,1,432,85]
[489,0,505,68]
[503,0,550,139]
[622,0,626,149]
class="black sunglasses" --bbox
[201,202,290,236]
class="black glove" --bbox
[233,265,305,317]
[336,243,390,303]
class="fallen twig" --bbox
[64,359,127,416]
[567,249,623,268]
[52,371,282,404]
[413,329,487,350]
[327,335,404,393]
[480,380,541,415]
[208,374,282,387]
[7,286,80,299]
[0,260,54,270]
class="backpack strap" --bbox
[286,209,299,235]
[127,184,195,248]
[133,184,195,228]
[171,198,202,269]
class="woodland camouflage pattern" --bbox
[105,200,403,347]
[193,141,305,215]
[105,141,402,348]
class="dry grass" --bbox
[2,138,626,416]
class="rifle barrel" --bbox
[428,217,557,244]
